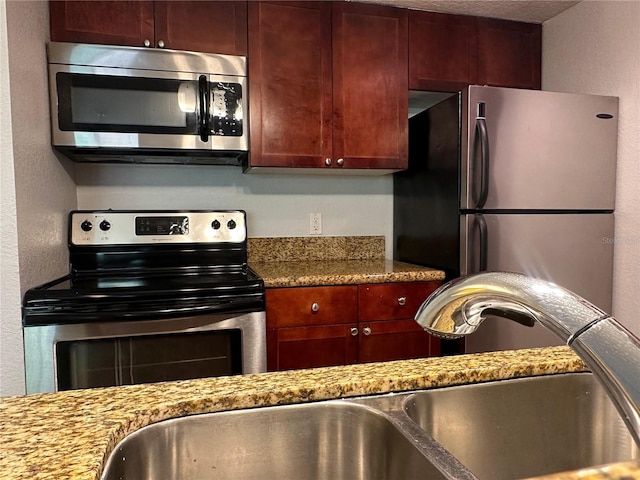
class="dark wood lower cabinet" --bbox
[266,281,442,372]
[358,319,438,364]
[267,325,358,371]
[267,319,440,372]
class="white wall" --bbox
[1,0,77,396]
[76,165,395,257]
[7,0,77,293]
[0,0,24,397]
[543,0,640,334]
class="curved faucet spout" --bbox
[415,272,640,448]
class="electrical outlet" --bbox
[310,213,322,235]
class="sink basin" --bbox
[101,401,462,480]
[101,372,638,480]
[403,372,639,480]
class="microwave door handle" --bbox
[198,75,210,142]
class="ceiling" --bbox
[355,0,581,23]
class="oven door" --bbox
[23,311,265,394]
[49,66,247,153]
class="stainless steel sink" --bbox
[403,372,639,480]
[101,400,472,480]
[101,372,638,480]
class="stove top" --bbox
[23,210,265,326]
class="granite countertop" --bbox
[247,235,446,287]
[2,346,640,480]
[251,258,445,287]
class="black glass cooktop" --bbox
[22,266,264,326]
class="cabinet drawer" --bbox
[358,281,441,321]
[266,286,358,328]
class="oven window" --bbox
[55,330,242,391]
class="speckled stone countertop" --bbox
[2,346,639,480]
[251,258,445,287]
[247,235,446,287]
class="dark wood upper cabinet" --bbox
[247,1,408,172]
[331,2,408,170]
[153,1,247,55]
[49,1,154,47]
[409,12,541,91]
[409,11,478,92]
[248,2,333,169]
[477,18,541,89]
[49,0,248,55]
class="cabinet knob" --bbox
[324,158,332,166]
[363,326,371,336]
[350,327,358,336]
[398,296,407,306]
[311,302,320,312]
[157,39,165,48]
[336,158,344,166]
[143,39,151,47]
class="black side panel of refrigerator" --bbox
[393,94,461,280]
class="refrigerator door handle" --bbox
[476,214,488,272]
[473,103,490,209]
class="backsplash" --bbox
[247,236,385,262]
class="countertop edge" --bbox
[251,259,447,288]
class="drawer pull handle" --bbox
[311,303,320,312]
[398,297,407,306]
[363,327,371,336]
[350,327,358,336]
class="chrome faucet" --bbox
[415,272,640,447]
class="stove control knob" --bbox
[99,220,111,231]
[227,219,237,230]
[212,219,221,230]
[80,220,93,232]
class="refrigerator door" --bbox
[461,86,618,211]
[461,212,614,353]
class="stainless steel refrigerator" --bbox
[394,86,618,353]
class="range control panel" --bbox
[70,210,247,245]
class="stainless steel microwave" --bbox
[47,42,248,165]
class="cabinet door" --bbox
[267,325,358,371]
[358,319,435,364]
[50,0,154,47]
[154,1,247,54]
[409,11,478,92]
[332,2,408,170]
[477,18,541,89]
[248,1,333,168]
